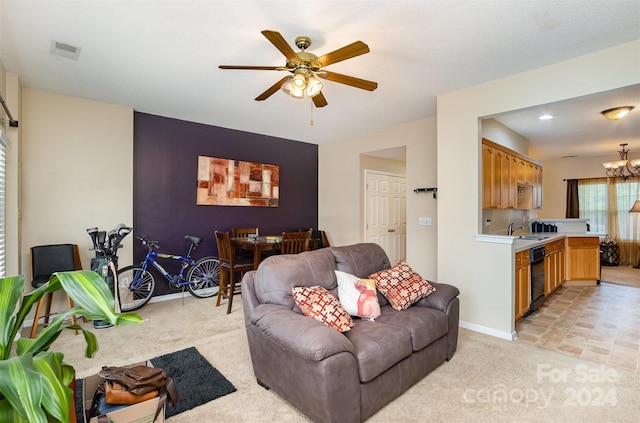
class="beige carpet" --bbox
[600,265,640,288]
[50,295,639,422]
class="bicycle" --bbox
[116,234,220,311]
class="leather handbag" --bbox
[104,381,159,404]
[88,364,179,423]
[98,365,166,396]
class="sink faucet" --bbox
[508,223,525,236]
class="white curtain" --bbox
[578,177,639,266]
[608,177,640,266]
[578,178,607,233]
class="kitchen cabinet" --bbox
[482,138,543,210]
[514,249,531,321]
[482,144,511,209]
[544,239,565,296]
[532,164,543,209]
[565,237,600,281]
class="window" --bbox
[0,137,5,277]
[578,178,608,233]
[578,177,640,266]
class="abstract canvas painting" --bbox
[197,156,279,207]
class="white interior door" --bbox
[365,171,406,264]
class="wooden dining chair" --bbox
[298,228,330,250]
[320,230,330,248]
[231,227,259,238]
[231,227,259,259]
[281,229,312,255]
[29,244,84,338]
[215,231,254,314]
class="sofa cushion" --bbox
[254,248,337,309]
[330,243,391,280]
[292,286,354,332]
[343,319,413,383]
[335,271,381,320]
[370,261,436,310]
[375,305,449,351]
[330,243,392,307]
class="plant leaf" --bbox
[0,354,47,423]
[0,275,24,360]
[33,352,72,423]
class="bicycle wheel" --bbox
[116,266,155,311]
[186,256,220,298]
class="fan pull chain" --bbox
[310,99,314,126]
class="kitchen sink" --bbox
[516,235,551,241]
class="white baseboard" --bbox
[23,293,184,330]
[459,320,516,341]
[147,292,188,303]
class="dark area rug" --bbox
[75,346,236,420]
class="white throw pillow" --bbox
[335,270,381,321]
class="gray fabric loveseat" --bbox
[241,243,460,423]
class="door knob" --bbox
[388,229,396,233]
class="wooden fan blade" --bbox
[312,92,328,108]
[316,41,370,67]
[219,65,284,71]
[322,71,378,91]
[255,76,289,101]
[261,30,300,63]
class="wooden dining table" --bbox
[231,236,282,270]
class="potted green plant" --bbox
[0,271,143,422]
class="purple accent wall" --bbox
[133,112,318,295]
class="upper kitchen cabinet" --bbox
[482,138,543,209]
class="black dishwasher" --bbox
[526,245,546,316]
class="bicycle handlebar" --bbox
[134,234,202,252]
[136,235,160,251]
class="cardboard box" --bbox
[83,361,165,423]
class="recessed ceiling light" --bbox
[539,114,553,120]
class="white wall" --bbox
[21,89,133,284]
[437,40,640,339]
[319,117,438,280]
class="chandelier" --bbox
[603,143,640,179]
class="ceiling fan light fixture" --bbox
[292,72,307,90]
[306,75,323,97]
[280,77,304,99]
[601,106,634,120]
[290,87,304,99]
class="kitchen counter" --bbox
[475,232,607,252]
[513,232,606,252]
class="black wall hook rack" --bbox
[413,187,437,198]
[0,93,18,127]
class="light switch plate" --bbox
[418,217,432,226]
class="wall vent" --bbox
[50,40,81,60]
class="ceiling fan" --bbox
[219,30,378,108]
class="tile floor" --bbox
[515,282,640,374]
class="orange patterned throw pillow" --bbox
[369,261,436,310]
[292,286,354,332]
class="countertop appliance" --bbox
[526,245,545,316]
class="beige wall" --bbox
[537,154,619,219]
[481,118,529,154]
[21,89,133,283]
[319,117,438,280]
[437,40,640,339]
